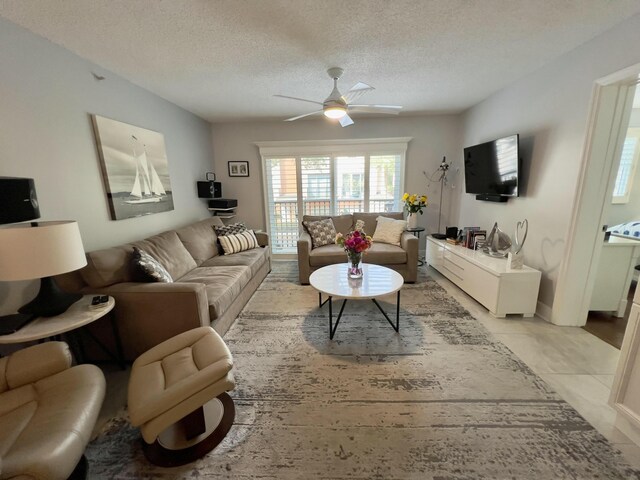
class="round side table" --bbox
[0,295,125,369]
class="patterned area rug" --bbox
[86,262,639,479]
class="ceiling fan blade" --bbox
[349,104,403,114]
[274,94,323,106]
[339,114,354,127]
[285,111,323,122]
[343,82,374,103]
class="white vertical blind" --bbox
[612,128,640,204]
[335,156,365,214]
[301,157,332,216]
[264,157,298,252]
[259,139,409,254]
[369,154,402,212]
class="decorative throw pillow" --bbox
[354,219,365,232]
[219,230,259,255]
[213,222,247,237]
[372,216,407,246]
[302,218,337,249]
[132,247,173,283]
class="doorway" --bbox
[553,64,640,341]
[583,96,640,348]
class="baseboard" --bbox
[536,301,552,323]
[615,414,640,447]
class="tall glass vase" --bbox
[347,251,363,278]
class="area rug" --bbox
[86,261,639,479]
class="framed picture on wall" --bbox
[228,161,249,177]
[92,115,175,220]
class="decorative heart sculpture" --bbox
[515,219,528,254]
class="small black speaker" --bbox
[197,181,222,198]
[0,177,40,224]
[208,198,237,209]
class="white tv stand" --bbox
[426,237,541,318]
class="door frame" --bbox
[552,64,640,326]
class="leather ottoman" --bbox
[128,326,235,466]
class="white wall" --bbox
[0,18,213,314]
[454,13,640,311]
[211,115,462,249]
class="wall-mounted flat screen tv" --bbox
[464,134,520,197]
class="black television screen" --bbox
[464,134,519,197]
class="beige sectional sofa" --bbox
[59,217,270,361]
[297,212,418,284]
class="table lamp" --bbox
[0,221,87,317]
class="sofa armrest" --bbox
[255,231,269,247]
[89,282,210,360]
[401,231,419,254]
[4,342,72,389]
[401,232,419,283]
[297,232,313,284]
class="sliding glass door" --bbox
[261,142,407,254]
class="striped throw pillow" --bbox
[219,230,259,255]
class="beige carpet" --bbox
[86,261,639,479]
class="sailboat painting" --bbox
[92,115,174,220]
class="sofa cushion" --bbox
[201,245,268,276]
[80,244,136,288]
[219,230,259,255]
[353,212,404,236]
[302,214,353,236]
[175,218,224,265]
[132,247,173,283]
[178,266,252,320]
[309,242,406,267]
[302,218,337,248]
[133,231,197,280]
[213,222,247,237]
[372,216,407,246]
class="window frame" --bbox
[257,138,411,254]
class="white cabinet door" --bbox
[426,239,444,269]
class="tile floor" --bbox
[427,266,640,468]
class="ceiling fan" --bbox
[274,67,403,127]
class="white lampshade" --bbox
[0,221,87,281]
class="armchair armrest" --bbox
[87,282,210,360]
[4,342,72,389]
[401,232,419,283]
[255,231,269,247]
[297,231,313,284]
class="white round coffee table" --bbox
[309,263,404,339]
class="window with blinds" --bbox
[612,128,640,204]
[259,140,408,254]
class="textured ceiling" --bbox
[2,1,639,122]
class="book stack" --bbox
[461,227,487,250]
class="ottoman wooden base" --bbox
[142,392,235,467]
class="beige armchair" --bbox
[297,212,419,284]
[0,342,106,479]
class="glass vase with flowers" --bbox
[402,193,428,229]
[335,228,373,278]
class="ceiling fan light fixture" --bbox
[324,106,347,119]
